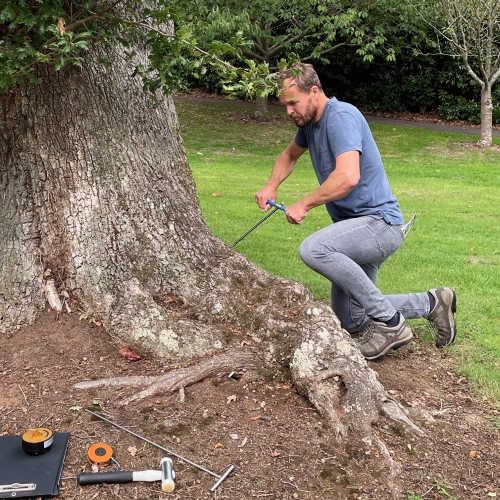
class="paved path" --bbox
[174,95,500,138]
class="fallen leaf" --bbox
[128,446,137,456]
[250,414,261,421]
[227,394,237,404]
[213,191,220,197]
[271,452,281,458]
[214,443,222,449]
[469,450,478,458]
[119,346,142,361]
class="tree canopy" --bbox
[0,0,237,95]
[168,0,409,98]
[0,0,409,99]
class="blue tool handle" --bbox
[266,199,286,211]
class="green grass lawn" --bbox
[175,97,500,407]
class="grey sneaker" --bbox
[428,287,457,348]
[355,314,413,361]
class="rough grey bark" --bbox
[2,40,424,490]
[0,43,218,344]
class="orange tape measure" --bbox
[87,443,114,467]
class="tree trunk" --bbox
[478,84,493,147]
[254,85,270,121]
[1,40,424,483]
[254,80,269,122]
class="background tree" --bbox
[407,0,500,147]
[1,1,426,492]
[173,0,401,119]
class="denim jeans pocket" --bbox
[370,220,404,259]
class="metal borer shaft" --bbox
[85,409,220,479]
[230,206,279,248]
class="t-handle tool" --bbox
[265,200,286,211]
[230,199,285,248]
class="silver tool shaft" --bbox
[85,409,219,478]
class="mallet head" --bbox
[160,457,175,492]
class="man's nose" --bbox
[286,105,294,115]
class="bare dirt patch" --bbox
[449,141,500,152]
[1,310,499,500]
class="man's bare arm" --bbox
[255,141,307,210]
[285,150,360,224]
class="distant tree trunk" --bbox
[478,84,493,147]
[254,86,270,121]
[1,39,424,485]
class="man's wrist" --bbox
[300,198,316,212]
[264,182,280,194]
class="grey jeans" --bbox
[298,216,430,333]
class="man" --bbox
[255,63,456,361]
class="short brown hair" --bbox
[276,63,323,93]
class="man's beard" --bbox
[291,101,317,128]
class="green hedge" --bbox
[316,48,500,124]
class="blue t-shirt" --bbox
[294,98,403,224]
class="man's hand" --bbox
[255,141,305,211]
[255,186,277,211]
[285,201,309,225]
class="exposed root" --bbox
[75,375,159,389]
[75,349,260,405]
[289,316,425,444]
[379,397,426,437]
[372,431,402,500]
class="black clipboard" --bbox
[0,433,70,498]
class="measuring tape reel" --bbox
[87,443,114,467]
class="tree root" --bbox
[75,349,260,405]
[77,296,426,500]
[372,431,403,500]
[289,308,426,442]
